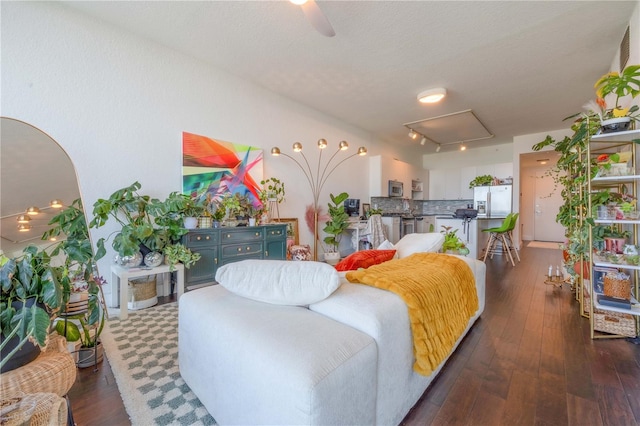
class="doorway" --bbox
[520,152,565,243]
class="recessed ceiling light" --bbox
[417,88,447,104]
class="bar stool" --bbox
[506,212,520,262]
[481,213,516,266]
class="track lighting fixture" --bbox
[436,144,441,153]
[50,199,63,208]
[408,130,418,140]
[419,136,427,146]
[460,144,466,151]
[16,215,31,224]
[26,206,40,216]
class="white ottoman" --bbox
[179,285,378,426]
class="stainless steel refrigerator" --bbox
[473,185,512,217]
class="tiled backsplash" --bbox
[370,197,473,215]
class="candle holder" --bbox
[544,273,566,288]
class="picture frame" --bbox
[362,203,371,218]
[274,218,299,245]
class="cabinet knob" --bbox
[226,234,231,238]
[246,246,251,251]
[255,232,259,236]
[237,247,242,252]
[205,236,210,240]
[215,258,218,264]
[196,236,202,241]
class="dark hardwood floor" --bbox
[68,245,640,425]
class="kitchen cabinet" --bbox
[586,129,640,339]
[430,163,512,200]
[182,224,287,289]
[370,155,409,197]
[411,179,424,200]
[459,166,477,199]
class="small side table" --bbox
[110,263,185,320]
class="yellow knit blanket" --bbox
[346,253,478,376]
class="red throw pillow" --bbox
[335,249,397,272]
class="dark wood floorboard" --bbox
[68,246,640,426]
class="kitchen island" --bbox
[435,215,508,260]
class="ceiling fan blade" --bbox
[300,0,335,37]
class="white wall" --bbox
[1,2,413,303]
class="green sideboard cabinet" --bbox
[182,224,287,289]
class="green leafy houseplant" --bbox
[323,192,350,253]
[593,64,640,125]
[54,275,107,351]
[90,182,195,266]
[469,175,494,188]
[0,246,63,371]
[440,226,469,254]
[163,243,202,271]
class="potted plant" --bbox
[258,177,285,222]
[322,192,350,264]
[468,174,494,188]
[0,246,63,372]
[163,243,202,272]
[90,182,193,266]
[593,64,640,133]
[54,275,107,368]
[440,226,470,255]
[220,193,252,225]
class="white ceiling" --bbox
[61,0,636,154]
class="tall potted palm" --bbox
[322,192,350,265]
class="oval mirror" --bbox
[0,117,82,256]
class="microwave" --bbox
[388,180,403,197]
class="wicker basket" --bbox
[593,308,637,337]
[603,273,631,300]
[128,276,157,302]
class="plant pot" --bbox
[184,217,198,229]
[0,298,43,373]
[248,218,256,226]
[198,216,212,229]
[77,342,104,368]
[573,260,590,280]
[601,117,631,134]
[604,237,626,254]
[324,252,340,266]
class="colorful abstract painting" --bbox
[182,132,263,208]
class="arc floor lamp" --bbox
[271,139,367,260]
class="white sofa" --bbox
[179,236,485,425]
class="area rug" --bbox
[526,241,562,249]
[100,303,217,425]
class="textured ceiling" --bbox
[61,0,636,155]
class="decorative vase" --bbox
[601,117,631,134]
[120,252,143,268]
[184,217,198,229]
[144,251,164,268]
[604,237,626,254]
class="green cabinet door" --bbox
[265,225,287,259]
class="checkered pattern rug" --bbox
[101,303,217,425]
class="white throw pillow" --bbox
[394,233,445,258]
[215,259,340,305]
[377,239,395,250]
